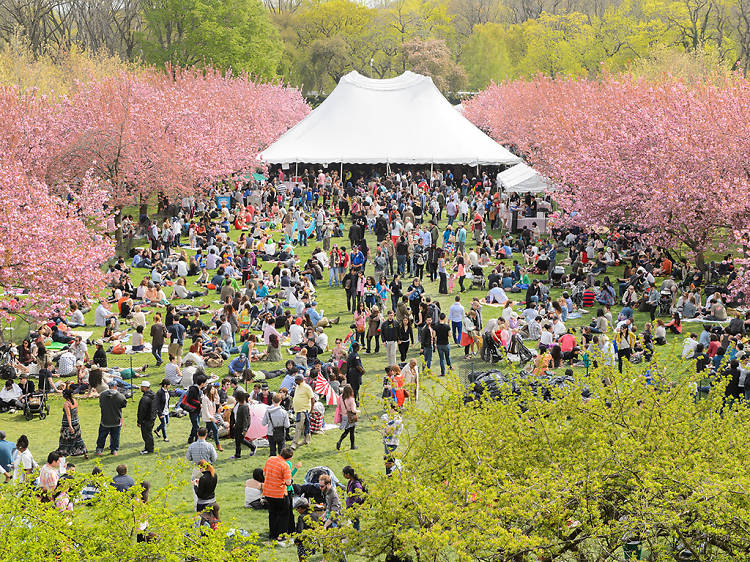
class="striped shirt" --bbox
[263,456,291,499]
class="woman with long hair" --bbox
[397,316,413,362]
[202,386,223,452]
[353,301,368,347]
[342,465,365,530]
[194,460,218,516]
[58,384,88,459]
[337,384,359,451]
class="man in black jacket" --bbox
[96,381,127,456]
[154,379,170,442]
[380,310,399,368]
[137,381,157,455]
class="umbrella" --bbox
[244,402,270,441]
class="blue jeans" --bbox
[298,230,307,246]
[451,321,462,344]
[188,412,201,442]
[424,346,433,368]
[206,420,220,446]
[152,345,162,365]
[155,414,169,439]
[437,344,452,376]
[173,389,186,411]
[96,424,121,453]
[329,267,339,286]
[397,254,407,274]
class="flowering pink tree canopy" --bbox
[0,68,309,320]
[0,158,114,320]
[48,68,310,206]
[464,75,750,271]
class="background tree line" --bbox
[1,0,749,93]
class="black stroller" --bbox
[470,266,486,290]
[480,335,506,364]
[24,391,49,420]
[658,290,673,316]
[550,265,566,287]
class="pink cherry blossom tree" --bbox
[47,68,309,208]
[464,75,750,272]
[0,157,114,322]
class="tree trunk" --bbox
[114,206,123,248]
[139,193,148,220]
[694,249,706,271]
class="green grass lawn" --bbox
[0,211,692,558]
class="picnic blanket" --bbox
[70,330,94,341]
[682,317,730,324]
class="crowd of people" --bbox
[0,164,746,555]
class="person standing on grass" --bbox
[154,379,170,442]
[262,394,290,456]
[150,313,167,367]
[291,374,316,448]
[202,385,223,452]
[137,381,157,455]
[95,381,127,456]
[230,391,256,459]
[263,447,294,542]
[336,384,359,451]
[448,296,465,345]
[381,309,399,367]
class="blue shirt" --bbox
[167,322,186,345]
[307,308,322,327]
[257,285,269,298]
[351,252,364,267]
[0,440,14,472]
[228,356,249,375]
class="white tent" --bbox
[497,162,550,194]
[260,71,519,166]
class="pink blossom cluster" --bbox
[464,75,750,300]
[0,68,309,319]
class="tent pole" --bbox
[430,162,433,185]
[295,162,298,180]
[340,161,343,180]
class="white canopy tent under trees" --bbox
[260,71,519,167]
[497,162,551,194]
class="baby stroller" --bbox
[550,265,566,287]
[658,290,673,316]
[570,282,585,308]
[470,266,486,290]
[507,334,534,365]
[480,335,506,364]
[24,391,49,420]
[304,466,341,488]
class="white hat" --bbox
[140,380,151,388]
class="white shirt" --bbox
[70,341,88,362]
[553,321,567,338]
[177,261,188,277]
[682,338,698,359]
[289,323,305,346]
[448,302,465,323]
[94,304,113,327]
[69,309,85,325]
[13,449,35,483]
[540,331,554,346]
[468,251,479,267]
[487,287,508,304]
[0,383,21,401]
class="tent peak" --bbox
[340,71,430,91]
